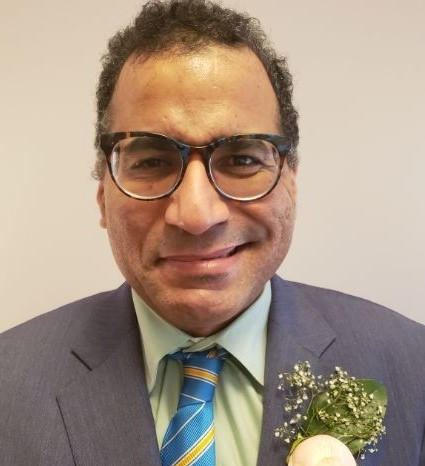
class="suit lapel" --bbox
[55,279,337,466]
[256,277,337,466]
[57,284,161,466]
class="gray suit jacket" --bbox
[1,276,425,465]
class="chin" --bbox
[178,289,254,327]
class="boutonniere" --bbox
[275,362,387,466]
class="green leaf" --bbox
[286,437,306,463]
[346,438,368,453]
[298,378,387,454]
[358,379,388,415]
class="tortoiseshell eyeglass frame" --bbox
[99,131,292,202]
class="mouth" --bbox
[157,243,250,282]
[162,245,241,262]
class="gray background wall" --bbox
[1,0,424,332]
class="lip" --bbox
[159,244,244,277]
[162,245,238,262]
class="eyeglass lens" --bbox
[109,135,281,200]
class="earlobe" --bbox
[96,182,107,229]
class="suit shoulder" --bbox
[272,276,425,342]
[0,284,130,352]
[0,283,135,404]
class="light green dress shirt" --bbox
[132,281,271,466]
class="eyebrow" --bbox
[124,135,178,153]
[219,138,268,152]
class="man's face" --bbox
[97,46,297,336]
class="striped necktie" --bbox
[160,348,227,466]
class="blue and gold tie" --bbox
[160,348,227,466]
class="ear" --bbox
[96,181,107,229]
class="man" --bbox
[1,1,424,465]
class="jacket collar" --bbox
[56,279,336,466]
[57,283,162,466]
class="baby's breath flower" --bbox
[274,362,388,464]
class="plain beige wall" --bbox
[1,0,424,333]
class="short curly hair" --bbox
[93,0,299,179]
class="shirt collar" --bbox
[132,281,271,393]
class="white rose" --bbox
[287,435,357,466]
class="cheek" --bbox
[104,207,155,284]
[102,191,154,257]
[270,206,296,253]
[256,176,297,256]
[106,204,149,245]
[276,170,297,236]
[107,201,173,272]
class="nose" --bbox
[164,154,230,235]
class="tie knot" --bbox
[170,348,227,407]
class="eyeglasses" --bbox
[99,132,292,201]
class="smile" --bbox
[162,246,239,262]
[158,244,246,278]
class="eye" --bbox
[130,156,172,170]
[226,155,259,167]
[212,140,279,178]
[112,145,181,181]
[213,154,266,179]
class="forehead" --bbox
[108,46,280,142]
